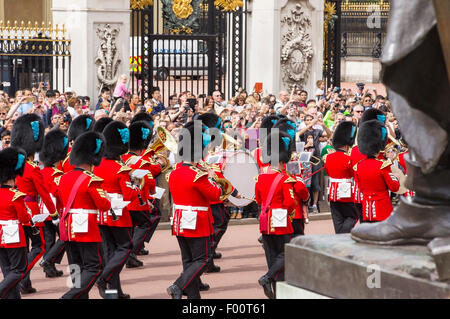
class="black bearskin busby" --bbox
[177,120,209,162]
[197,112,223,131]
[93,117,114,133]
[39,129,69,167]
[130,112,154,126]
[103,121,129,159]
[357,120,387,157]
[262,130,293,164]
[360,108,386,124]
[67,114,95,142]
[0,147,27,183]
[69,131,105,167]
[129,120,153,151]
[332,121,357,149]
[11,114,45,157]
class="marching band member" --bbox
[56,131,111,299]
[0,147,30,299]
[350,108,389,222]
[166,120,223,299]
[93,116,114,133]
[255,130,298,299]
[11,114,58,294]
[355,120,400,223]
[93,121,153,299]
[122,120,159,268]
[38,129,69,278]
[58,114,96,173]
[324,121,358,233]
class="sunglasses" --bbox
[224,125,232,128]
[0,113,6,116]
[355,110,364,113]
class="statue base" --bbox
[280,234,450,299]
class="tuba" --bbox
[146,126,178,172]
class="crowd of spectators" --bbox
[0,78,402,218]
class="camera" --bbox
[187,98,197,110]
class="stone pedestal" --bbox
[51,0,130,106]
[279,234,450,299]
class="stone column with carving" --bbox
[52,0,130,108]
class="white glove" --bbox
[52,218,60,226]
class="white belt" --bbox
[329,178,353,183]
[0,219,20,225]
[69,209,98,214]
[173,204,209,211]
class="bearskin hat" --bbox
[0,147,27,183]
[360,108,386,124]
[39,129,69,167]
[130,112,154,126]
[357,120,387,157]
[11,113,45,156]
[197,112,223,131]
[67,114,95,142]
[69,131,105,167]
[103,121,129,158]
[332,121,357,149]
[273,118,297,144]
[129,120,153,151]
[93,117,114,133]
[177,120,209,162]
[262,130,293,164]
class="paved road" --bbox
[22,218,334,299]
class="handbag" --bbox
[259,174,284,233]
[59,174,89,241]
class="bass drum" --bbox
[206,150,260,207]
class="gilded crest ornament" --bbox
[214,0,244,12]
[130,0,153,10]
[172,0,194,19]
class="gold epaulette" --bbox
[380,159,393,170]
[211,163,222,173]
[83,171,104,186]
[117,163,133,174]
[190,166,208,182]
[11,189,27,202]
[27,160,37,168]
[284,176,297,183]
[139,160,150,169]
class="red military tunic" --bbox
[15,160,57,227]
[168,163,222,238]
[290,174,309,220]
[56,169,111,242]
[122,152,157,212]
[355,158,400,222]
[324,150,355,203]
[255,170,297,235]
[349,146,366,204]
[93,159,141,228]
[40,166,64,221]
[0,187,31,248]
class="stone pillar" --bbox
[247,0,282,96]
[51,0,130,107]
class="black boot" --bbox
[51,264,64,277]
[19,282,37,295]
[167,284,182,299]
[199,281,210,291]
[40,260,58,278]
[136,248,149,256]
[96,278,107,299]
[258,275,274,299]
[213,252,222,259]
[205,264,220,273]
[126,254,144,268]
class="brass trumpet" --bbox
[146,126,178,172]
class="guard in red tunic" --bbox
[94,121,152,299]
[289,172,310,236]
[324,121,358,233]
[355,120,400,222]
[166,120,223,299]
[255,130,298,299]
[56,131,111,299]
[38,129,69,278]
[122,120,159,268]
[11,114,58,294]
[350,108,387,222]
[0,147,30,299]
[58,114,95,173]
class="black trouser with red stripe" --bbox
[330,201,358,234]
[354,203,364,224]
[261,234,291,283]
[62,241,103,299]
[20,225,45,289]
[0,247,28,299]
[209,203,230,258]
[43,220,65,264]
[129,209,160,254]
[292,219,305,236]
[98,226,132,292]
[174,236,212,299]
